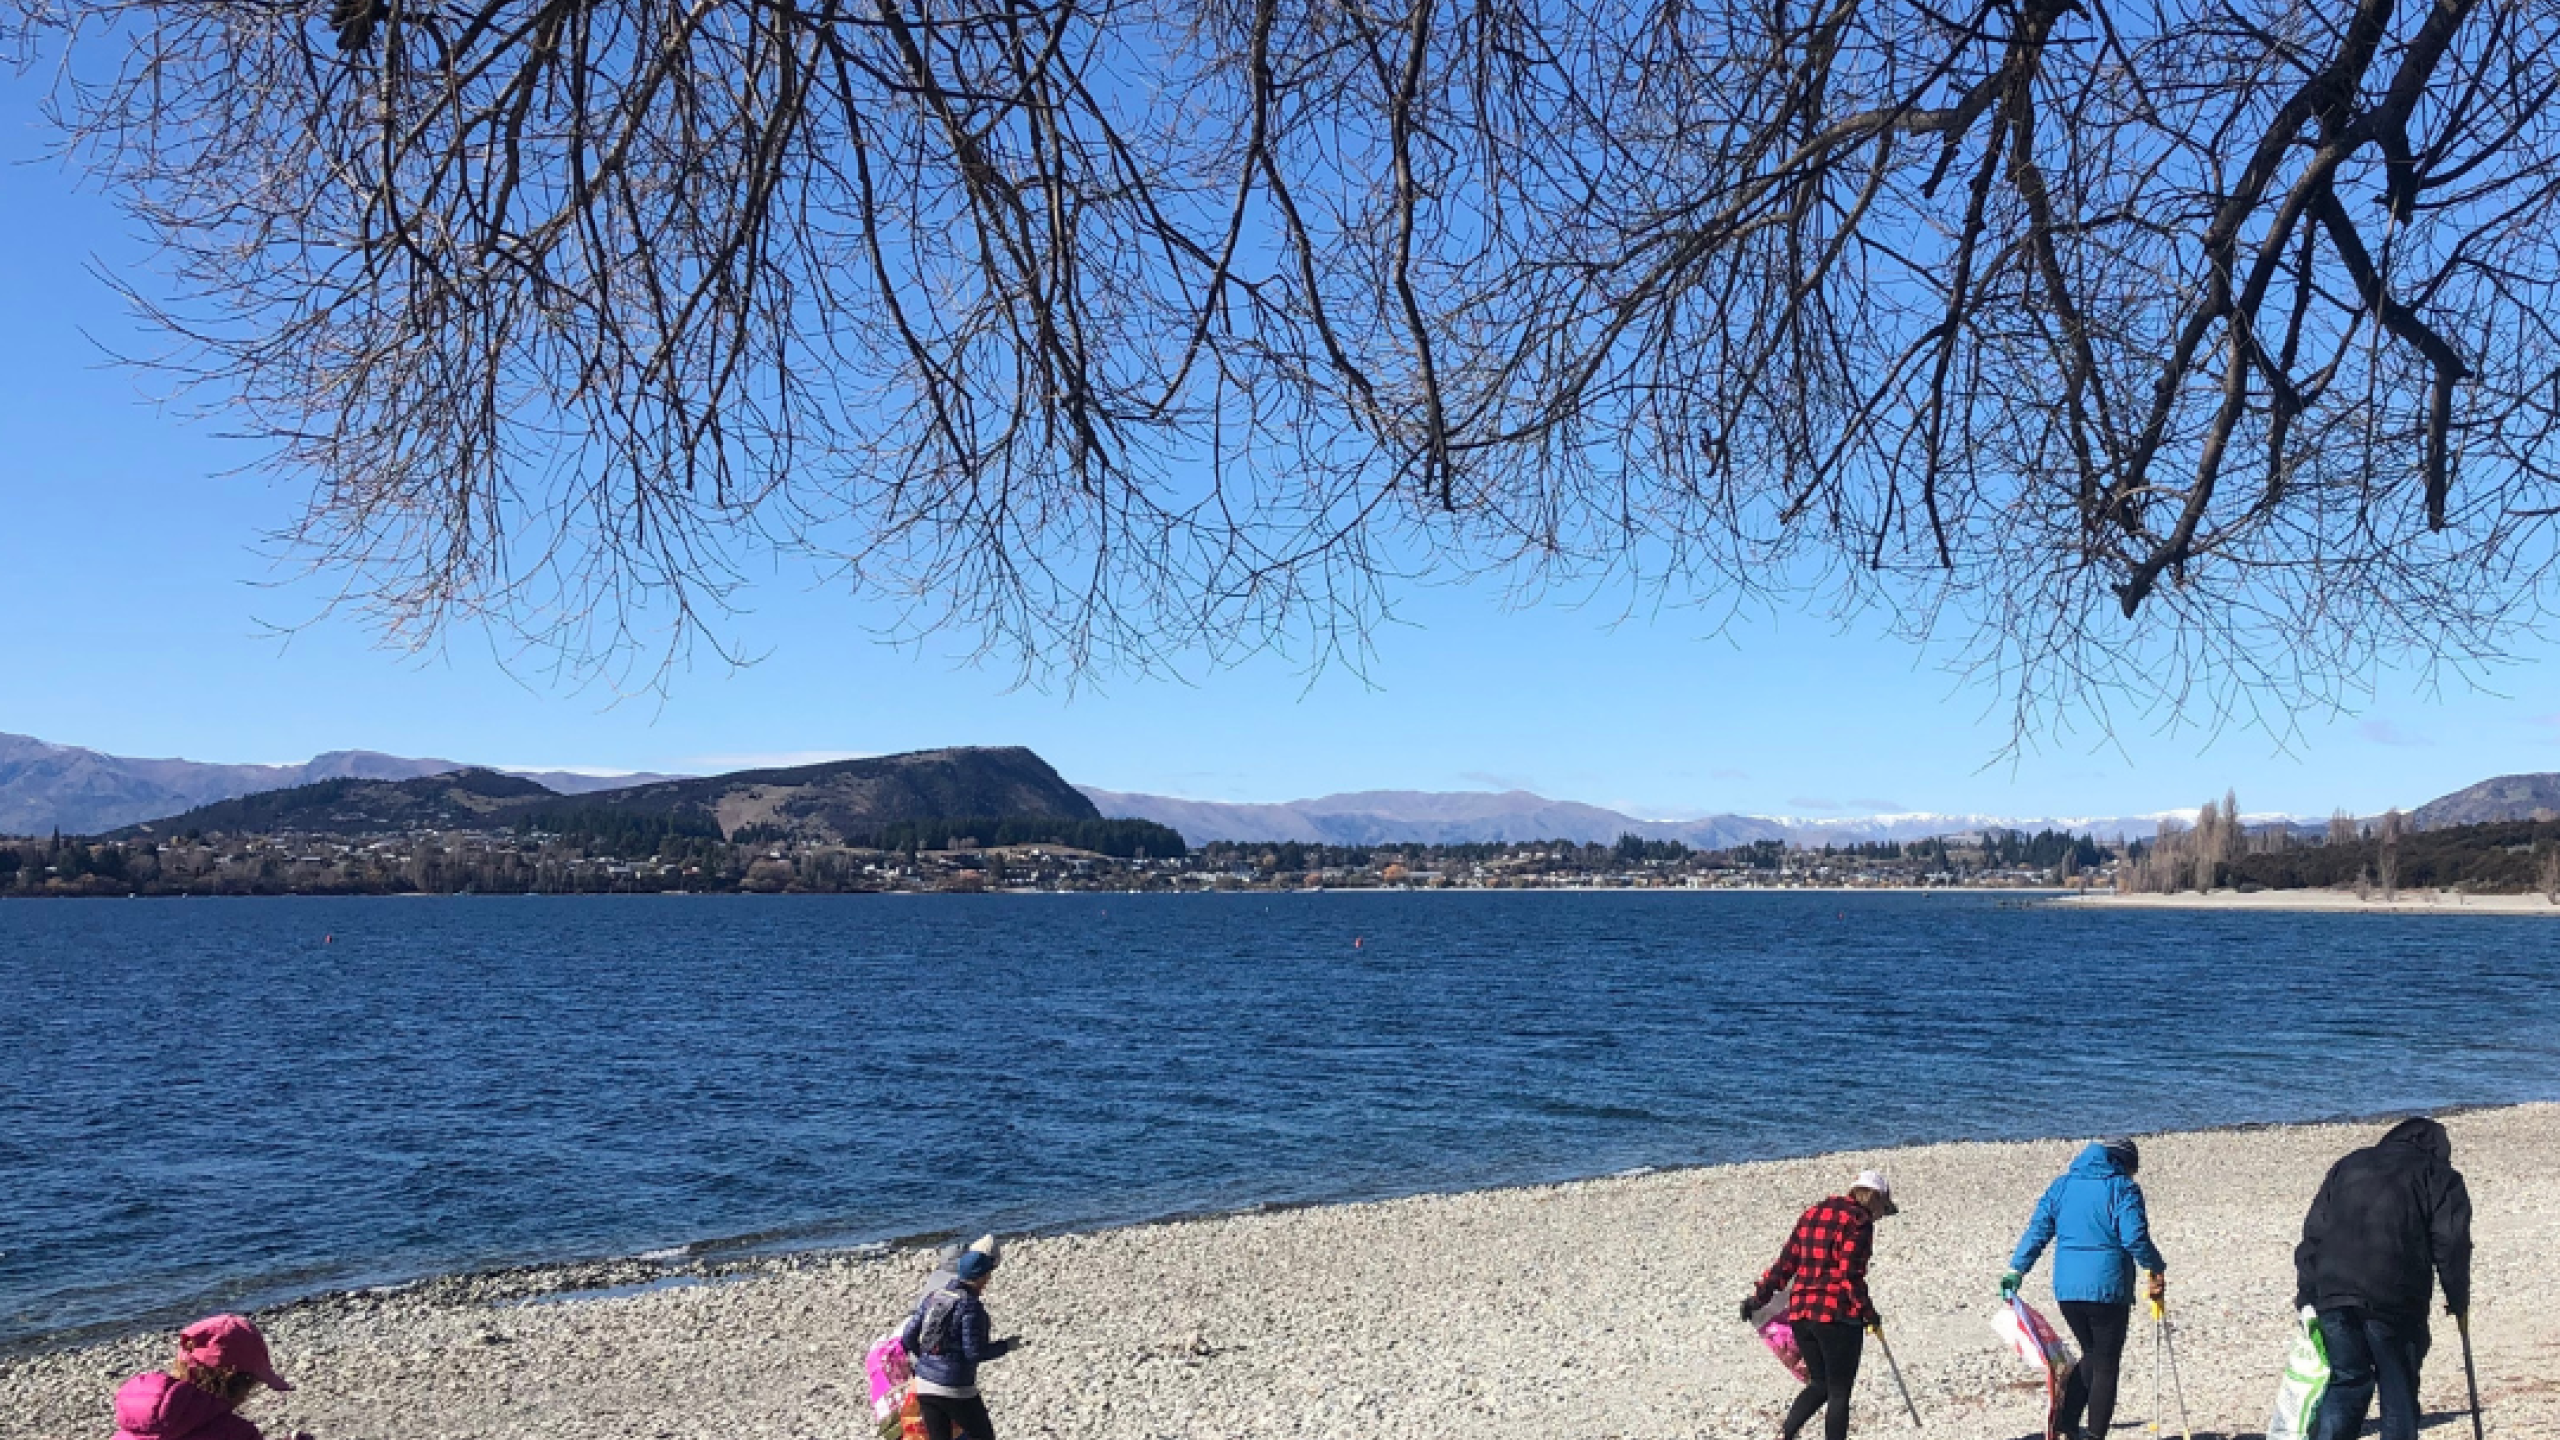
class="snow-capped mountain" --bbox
[1079,785,2299,848]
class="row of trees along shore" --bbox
[2118,792,2560,900]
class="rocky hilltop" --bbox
[2411,771,2560,828]
[114,746,1101,845]
[552,746,1101,843]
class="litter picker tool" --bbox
[1869,1324,1923,1430]
[2152,1298,2193,1440]
[2148,1299,2165,1440]
[2458,1312,2484,1440]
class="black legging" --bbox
[1783,1321,1867,1440]
[916,1393,996,1440]
[2058,1300,2133,1439]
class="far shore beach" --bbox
[2059,885,2560,916]
[7,1105,2551,1440]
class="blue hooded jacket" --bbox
[2010,1142,2168,1304]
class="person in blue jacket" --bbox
[2002,1139,2168,1440]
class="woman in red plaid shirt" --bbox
[1742,1169,1900,1440]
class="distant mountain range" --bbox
[1079,786,2226,848]
[0,732,677,836]
[10,728,2556,847]
[112,748,1106,845]
[1075,786,1787,848]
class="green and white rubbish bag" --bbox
[2266,1306,2331,1440]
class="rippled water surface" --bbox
[7,892,2557,1348]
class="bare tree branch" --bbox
[6,0,2559,733]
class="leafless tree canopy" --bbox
[11,0,2560,719]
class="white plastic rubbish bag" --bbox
[2266,1307,2332,1440]
[1992,1296,2080,1439]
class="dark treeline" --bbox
[2228,818,2560,896]
[816,816,1188,859]
[1990,829,2109,869]
[518,807,726,858]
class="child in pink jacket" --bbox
[111,1315,306,1440]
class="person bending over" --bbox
[901,1249,1020,1440]
[2003,1137,2168,1440]
[1743,1170,1900,1440]
[112,1315,310,1440]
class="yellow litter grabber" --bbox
[2149,1297,2164,1439]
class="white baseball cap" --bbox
[1853,1169,1900,1215]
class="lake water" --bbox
[6,892,2557,1350]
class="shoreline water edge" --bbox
[8,1104,2551,1440]
[15,883,2560,911]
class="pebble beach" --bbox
[9,1105,2552,1440]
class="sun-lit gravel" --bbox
[10,1105,2553,1440]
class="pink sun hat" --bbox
[178,1315,293,1392]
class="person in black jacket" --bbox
[2294,1117,2472,1440]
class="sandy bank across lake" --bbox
[2058,887,2560,917]
[8,1106,2552,1440]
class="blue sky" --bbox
[2,80,2553,822]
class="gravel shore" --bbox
[10,1105,2552,1440]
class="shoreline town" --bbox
[13,1105,2547,1440]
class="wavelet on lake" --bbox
[6,891,2557,1352]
